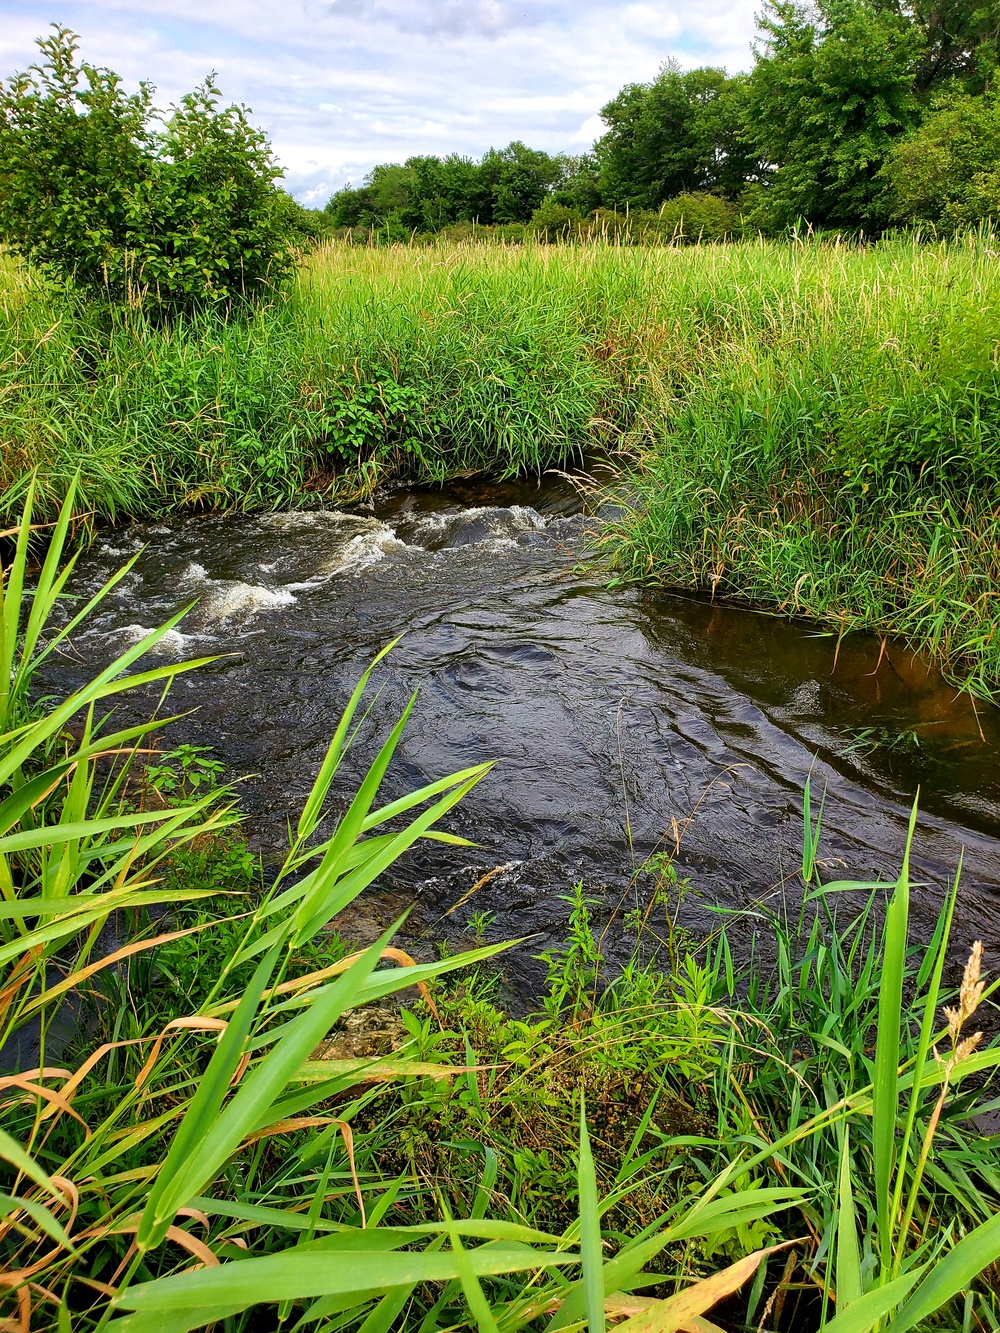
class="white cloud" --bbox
[570,113,606,147]
[621,4,683,43]
[1,0,759,203]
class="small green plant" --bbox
[143,743,227,801]
[538,882,603,1020]
[466,909,496,946]
[623,853,695,973]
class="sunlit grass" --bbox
[4,234,1000,687]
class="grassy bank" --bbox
[0,244,620,518]
[4,235,1000,688]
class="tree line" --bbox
[328,0,1000,237]
[1,6,998,316]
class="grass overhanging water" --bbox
[4,232,1000,692]
[2,498,1000,1331]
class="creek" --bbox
[50,473,1000,987]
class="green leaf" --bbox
[835,1125,863,1310]
[116,1240,575,1314]
[822,1271,923,1333]
[883,1212,1000,1332]
[578,1100,607,1333]
[138,942,282,1250]
[0,1191,79,1256]
[872,799,916,1268]
[0,1127,68,1200]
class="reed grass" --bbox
[4,233,1000,689]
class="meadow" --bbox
[4,232,1000,691]
[7,240,1000,1325]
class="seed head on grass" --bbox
[941,940,985,1065]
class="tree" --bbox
[745,1,920,230]
[0,26,297,309]
[594,62,758,210]
[479,142,562,223]
[324,144,561,234]
[873,0,1000,92]
[552,154,603,214]
[883,87,1000,229]
[325,182,377,228]
[435,153,487,223]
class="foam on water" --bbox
[259,510,359,533]
[117,624,194,656]
[175,559,297,623]
[398,504,551,556]
[198,581,297,623]
[322,525,416,574]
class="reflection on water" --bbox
[46,473,1000,979]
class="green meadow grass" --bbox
[4,235,1000,689]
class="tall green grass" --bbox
[0,501,811,1332]
[2,471,1000,1329]
[0,245,620,519]
[5,234,1000,687]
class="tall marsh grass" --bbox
[4,234,1000,687]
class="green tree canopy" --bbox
[875,0,1000,92]
[325,142,566,231]
[883,86,1000,229]
[594,62,758,210]
[745,0,921,230]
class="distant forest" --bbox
[325,0,1000,239]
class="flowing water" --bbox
[50,473,1000,986]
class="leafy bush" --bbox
[884,87,1000,232]
[656,191,737,241]
[0,26,298,310]
[530,199,585,239]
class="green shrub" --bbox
[884,87,1000,233]
[0,26,298,311]
[530,199,584,240]
[655,191,737,241]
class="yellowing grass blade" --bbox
[610,1240,798,1333]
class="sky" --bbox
[1,0,760,206]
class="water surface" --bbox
[51,474,1000,981]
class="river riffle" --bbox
[47,473,1000,987]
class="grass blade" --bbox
[578,1099,607,1333]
